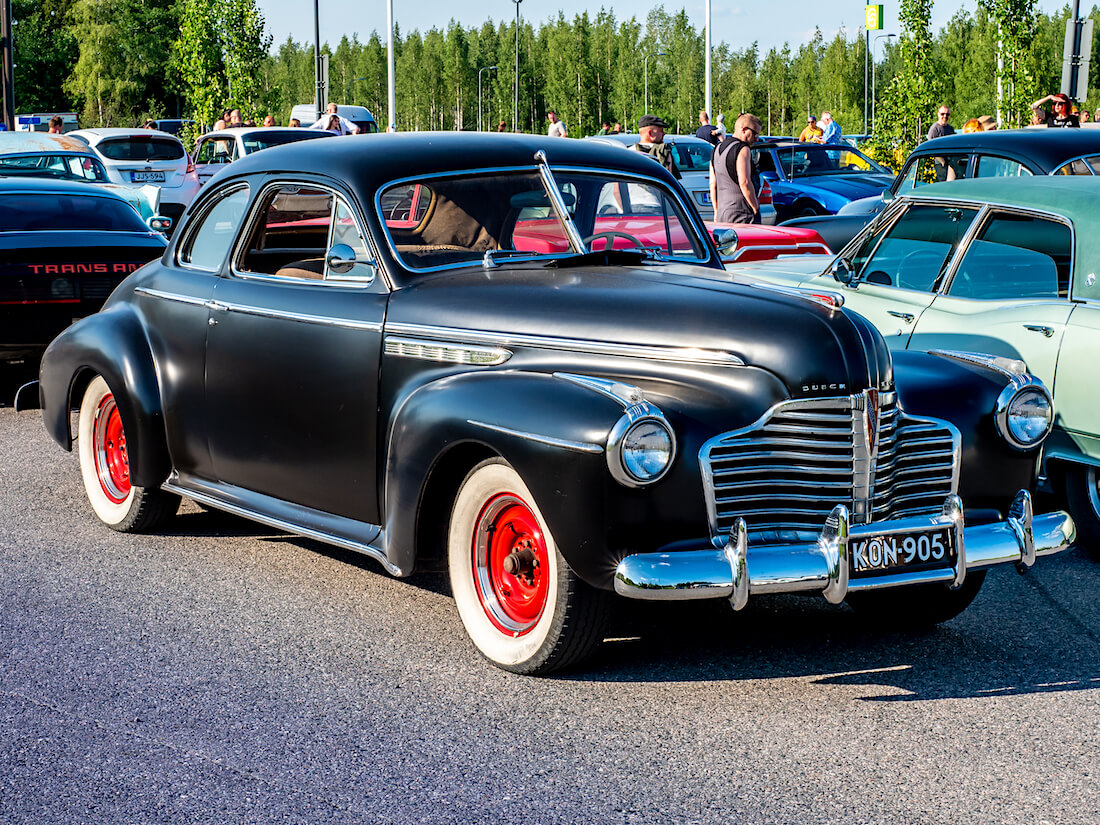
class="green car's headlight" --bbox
[996,382,1053,450]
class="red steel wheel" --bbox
[472,493,551,635]
[449,458,611,674]
[77,375,179,532]
[93,392,131,504]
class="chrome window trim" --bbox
[385,321,745,366]
[174,182,251,272]
[1051,154,1100,176]
[384,336,512,366]
[936,202,1074,298]
[466,420,604,455]
[230,179,389,290]
[374,163,710,274]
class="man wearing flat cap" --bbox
[632,114,681,179]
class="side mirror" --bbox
[881,188,895,204]
[830,257,856,285]
[711,227,739,258]
[326,243,358,274]
[147,215,172,233]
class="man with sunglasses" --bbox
[927,105,955,141]
[709,112,762,224]
[1031,93,1080,127]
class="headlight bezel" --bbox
[995,377,1053,451]
[606,404,677,488]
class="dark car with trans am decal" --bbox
[39,133,1074,674]
[0,178,166,381]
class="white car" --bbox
[585,132,776,224]
[68,128,201,229]
[192,127,334,186]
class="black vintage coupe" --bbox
[39,134,1074,674]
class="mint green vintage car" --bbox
[725,177,1100,549]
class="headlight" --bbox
[996,381,1053,450]
[608,411,676,487]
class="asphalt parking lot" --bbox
[2,402,1099,825]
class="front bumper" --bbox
[614,491,1075,608]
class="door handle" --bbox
[1023,324,1054,338]
[886,310,915,324]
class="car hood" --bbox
[387,260,891,398]
[836,193,886,215]
[723,254,832,285]
[782,173,893,201]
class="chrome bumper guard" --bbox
[613,491,1076,608]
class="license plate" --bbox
[130,171,165,183]
[850,528,954,576]
[696,191,711,205]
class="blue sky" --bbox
[255,0,1070,54]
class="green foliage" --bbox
[64,0,178,127]
[11,0,79,113]
[873,0,946,158]
[172,0,274,145]
[979,0,1039,127]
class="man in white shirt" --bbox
[309,103,361,135]
[547,110,568,137]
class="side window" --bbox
[1054,158,1097,176]
[948,212,1071,300]
[326,197,376,282]
[974,156,1033,178]
[894,154,971,195]
[177,185,250,270]
[857,203,980,291]
[238,185,334,279]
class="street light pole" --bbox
[346,76,366,105]
[644,52,666,114]
[513,0,523,132]
[872,33,895,134]
[478,65,497,132]
[313,0,323,122]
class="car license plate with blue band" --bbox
[850,528,955,576]
[131,171,165,183]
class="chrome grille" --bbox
[701,392,959,542]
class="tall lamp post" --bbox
[346,76,366,105]
[313,0,324,122]
[644,52,666,114]
[478,65,497,132]
[513,0,523,132]
[871,33,895,134]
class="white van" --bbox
[290,104,379,134]
[16,113,79,133]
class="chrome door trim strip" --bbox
[467,420,604,454]
[162,473,398,575]
[384,336,512,365]
[134,286,211,307]
[209,299,384,331]
[384,321,745,366]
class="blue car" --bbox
[751,140,894,221]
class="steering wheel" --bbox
[583,230,645,251]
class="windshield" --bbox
[377,168,708,270]
[97,136,185,162]
[774,145,887,178]
[240,131,332,154]
[0,193,150,232]
[0,153,109,182]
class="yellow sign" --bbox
[866,4,884,30]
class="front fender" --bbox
[893,350,1038,512]
[39,305,169,489]
[382,370,627,585]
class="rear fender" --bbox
[39,306,169,489]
